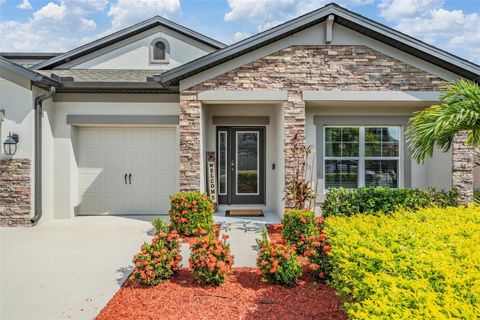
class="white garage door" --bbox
[77,127,178,215]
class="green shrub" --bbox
[189,232,234,286]
[256,228,302,286]
[130,221,181,286]
[169,192,215,236]
[324,206,480,319]
[474,188,480,204]
[322,186,459,216]
[282,209,319,254]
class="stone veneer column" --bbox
[179,90,201,191]
[284,91,306,208]
[0,158,31,227]
[452,131,474,204]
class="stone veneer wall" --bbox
[452,131,474,204]
[0,158,31,226]
[178,45,474,205]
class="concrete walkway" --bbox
[214,211,281,267]
[0,216,152,320]
[0,212,280,319]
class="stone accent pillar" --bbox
[0,158,31,227]
[179,91,201,191]
[284,91,306,208]
[452,131,474,204]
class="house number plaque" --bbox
[206,151,217,204]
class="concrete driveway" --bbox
[0,216,154,320]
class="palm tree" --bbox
[407,79,480,163]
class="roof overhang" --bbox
[33,16,226,70]
[157,3,480,86]
[0,56,61,89]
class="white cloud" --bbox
[108,0,181,31]
[0,0,107,52]
[379,0,480,63]
[224,0,373,31]
[231,31,251,43]
[16,0,32,10]
[378,0,442,20]
[33,2,66,21]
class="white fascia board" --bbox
[302,90,441,102]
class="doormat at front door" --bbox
[226,210,264,217]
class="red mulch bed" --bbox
[96,268,346,320]
[266,223,284,245]
[178,224,221,245]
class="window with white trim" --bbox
[150,38,170,63]
[324,126,401,190]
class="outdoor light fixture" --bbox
[3,132,19,156]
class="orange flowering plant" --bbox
[256,228,302,286]
[169,192,215,236]
[282,209,319,254]
[189,230,234,286]
[130,220,182,286]
[303,230,332,282]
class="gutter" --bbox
[31,86,56,226]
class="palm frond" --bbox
[407,80,480,163]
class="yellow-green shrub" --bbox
[324,206,480,319]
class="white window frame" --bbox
[149,37,170,64]
[323,125,403,191]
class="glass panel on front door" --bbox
[236,132,259,194]
[216,127,265,205]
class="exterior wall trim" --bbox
[66,114,179,125]
[196,90,288,102]
[304,90,441,102]
[212,116,270,125]
[314,115,411,188]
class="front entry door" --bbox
[217,127,265,205]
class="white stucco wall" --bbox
[52,94,180,218]
[203,103,284,214]
[0,70,35,219]
[60,26,216,71]
[306,104,453,201]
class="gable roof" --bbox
[0,52,61,60]
[157,2,480,86]
[0,56,61,88]
[33,16,226,70]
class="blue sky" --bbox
[0,0,479,63]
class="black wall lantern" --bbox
[3,132,19,156]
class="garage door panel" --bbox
[79,169,104,193]
[77,127,178,215]
[103,170,128,193]
[78,195,105,214]
[103,194,127,214]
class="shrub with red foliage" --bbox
[257,228,302,286]
[189,230,234,286]
[130,221,182,286]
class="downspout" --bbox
[31,86,56,225]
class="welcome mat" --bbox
[226,210,264,217]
